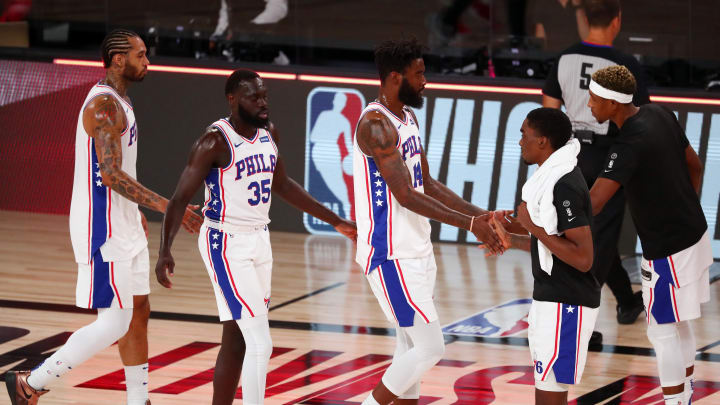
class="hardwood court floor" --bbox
[1,210,719,404]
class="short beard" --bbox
[237,105,269,128]
[398,78,424,108]
[124,65,145,82]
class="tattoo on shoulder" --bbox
[358,115,397,155]
[91,97,125,136]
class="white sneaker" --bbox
[251,0,288,24]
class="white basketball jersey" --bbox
[202,118,278,227]
[69,82,147,265]
[353,102,432,274]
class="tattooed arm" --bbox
[83,95,166,211]
[420,152,489,217]
[82,94,202,232]
[405,109,488,217]
[357,111,504,254]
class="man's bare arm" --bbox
[268,124,357,241]
[406,107,488,217]
[542,94,563,109]
[589,177,621,216]
[420,152,489,216]
[156,129,228,288]
[685,145,703,194]
[357,111,503,252]
[83,95,167,213]
[516,202,593,271]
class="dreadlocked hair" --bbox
[591,65,636,96]
[101,29,139,68]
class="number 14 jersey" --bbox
[203,118,278,227]
[352,102,432,274]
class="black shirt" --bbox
[598,104,707,259]
[529,0,582,52]
[543,42,650,137]
[532,167,601,308]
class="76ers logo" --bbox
[128,123,137,146]
[303,87,365,234]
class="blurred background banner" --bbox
[2,59,718,258]
[3,0,717,87]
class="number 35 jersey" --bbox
[203,118,278,227]
[352,102,432,274]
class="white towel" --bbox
[521,138,581,275]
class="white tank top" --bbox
[69,82,147,264]
[353,102,432,274]
[202,118,278,228]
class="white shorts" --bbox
[528,300,599,386]
[198,224,272,322]
[76,247,150,309]
[366,253,438,327]
[641,231,712,325]
[641,263,710,325]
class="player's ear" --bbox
[538,135,548,149]
[112,52,125,68]
[389,71,402,86]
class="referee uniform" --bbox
[543,41,650,322]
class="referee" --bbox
[542,0,648,340]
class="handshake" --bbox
[470,205,530,257]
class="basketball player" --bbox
[154,69,356,405]
[4,29,203,405]
[490,108,598,405]
[354,38,507,405]
[543,0,649,338]
[588,65,711,405]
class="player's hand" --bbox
[516,202,533,231]
[155,251,175,288]
[140,211,149,238]
[182,204,203,234]
[477,214,512,257]
[490,212,511,250]
[470,214,505,256]
[494,210,527,235]
[334,219,357,242]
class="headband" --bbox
[589,80,634,104]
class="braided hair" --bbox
[100,29,139,68]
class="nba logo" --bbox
[303,87,365,234]
[442,299,532,337]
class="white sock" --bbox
[211,0,229,37]
[685,374,694,404]
[251,0,288,24]
[361,394,381,405]
[28,308,132,390]
[125,363,149,405]
[27,353,73,391]
[664,392,683,405]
